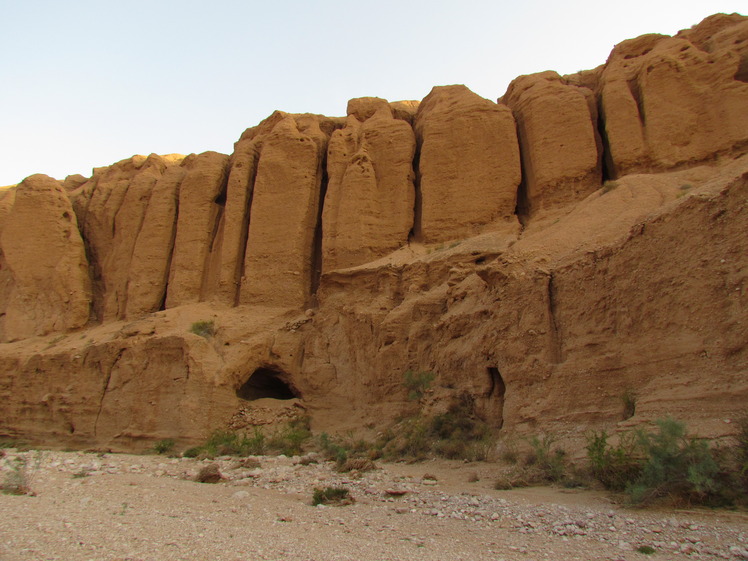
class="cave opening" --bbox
[236,367,299,401]
[486,366,506,428]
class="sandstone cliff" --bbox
[0,13,746,451]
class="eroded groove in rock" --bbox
[241,113,332,308]
[166,151,230,308]
[546,272,563,365]
[310,160,328,298]
[216,136,260,306]
[126,164,185,319]
[200,172,230,301]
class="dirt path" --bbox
[1,450,747,561]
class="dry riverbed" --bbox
[1,450,748,561]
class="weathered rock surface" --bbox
[502,71,602,214]
[166,151,229,308]
[125,164,186,318]
[241,113,333,307]
[599,14,748,176]
[414,85,521,242]
[0,175,90,341]
[0,14,746,452]
[323,97,416,271]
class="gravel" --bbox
[1,450,747,560]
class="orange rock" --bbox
[502,71,602,214]
[322,97,416,271]
[166,151,230,308]
[215,112,287,305]
[125,164,186,318]
[0,175,91,341]
[240,113,330,307]
[414,85,521,243]
[600,14,748,176]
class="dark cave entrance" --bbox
[486,366,506,428]
[236,367,299,401]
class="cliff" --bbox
[0,13,746,451]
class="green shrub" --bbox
[312,486,353,506]
[379,395,495,462]
[524,434,567,483]
[153,438,175,455]
[627,417,720,506]
[586,418,748,506]
[268,417,311,456]
[586,430,642,491]
[189,320,215,338]
[403,370,435,401]
[189,429,265,458]
[636,545,656,555]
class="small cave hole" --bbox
[486,367,506,429]
[236,368,298,401]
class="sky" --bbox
[1,0,746,187]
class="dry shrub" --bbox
[195,463,223,483]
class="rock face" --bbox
[0,14,746,452]
[166,152,230,308]
[502,71,602,214]
[599,15,748,177]
[323,97,416,271]
[240,113,334,307]
[0,175,90,341]
[414,85,521,242]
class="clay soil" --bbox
[2,450,748,561]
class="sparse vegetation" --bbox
[267,417,311,456]
[153,438,175,455]
[380,395,495,462]
[312,486,353,506]
[185,429,265,459]
[189,320,215,338]
[586,430,642,492]
[195,463,223,483]
[636,545,656,555]
[1,452,42,496]
[586,417,748,507]
[403,370,435,401]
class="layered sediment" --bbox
[0,13,746,451]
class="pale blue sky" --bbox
[1,0,745,186]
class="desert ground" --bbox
[2,449,747,561]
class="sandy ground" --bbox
[1,450,748,561]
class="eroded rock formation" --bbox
[0,13,746,451]
[323,97,416,271]
[415,85,521,241]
